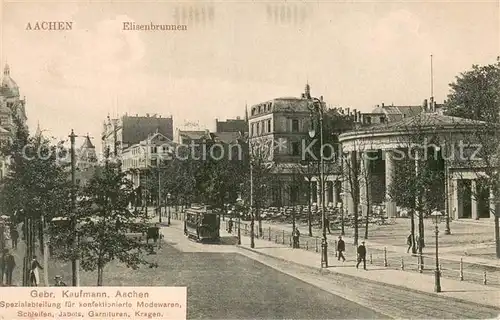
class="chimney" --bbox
[301,93,305,98]
[146,113,150,117]
[358,111,362,123]
[353,109,358,122]
[382,102,385,107]
[320,95,323,101]
[346,108,350,116]
[422,99,428,111]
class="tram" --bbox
[184,205,221,242]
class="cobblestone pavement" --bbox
[165,222,500,319]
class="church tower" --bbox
[77,135,98,170]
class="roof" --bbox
[212,131,243,144]
[339,113,488,141]
[121,116,173,146]
[372,105,424,121]
[178,130,207,140]
[368,112,484,131]
[216,119,247,133]
[80,136,95,149]
[272,97,312,113]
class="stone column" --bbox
[316,179,322,207]
[385,150,397,218]
[489,188,496,220]
[324,180,330,206]
[452,179,463,219]
[471,180,479,220]
[332,180,338,207]
[360,152,371,217]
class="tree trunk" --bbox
[353,201,359,246]
[258,206,263,238]
[410,210,417,254]
[418,209,425,248]
[97,265,104,286]
[495,215,500,259]
[364,204,370,240]
[38,220,44,256]
[308,182,312,237]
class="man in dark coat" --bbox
[2,249,15,286]
[10,228,19,250]
[356,241,367,270]
[337,236,346,262]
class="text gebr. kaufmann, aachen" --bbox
[0,289,182,319]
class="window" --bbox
[366,117,372,124]
[251,108,256,116]
[256,123,260,136]
[151,146,157,153]
[291,141,300,156]
[251,123,255,136]
[292,119,299,132]
[267,120,272,133]
[380,117,385,123]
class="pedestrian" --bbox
[406,233,413,253]
[53,275,66,286]
[29,256,43,286]
[228,218,233,234]
[325,217,332,234]
[337,236,346,262]
[356,241,367,270]
[292,228,300,249]
[4,249,15,286]
[10,227,18,250]
[0,248,6,285]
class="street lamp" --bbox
[167,193,171,226]
[431,209,442,292]
[308,97,328,268]
[436,146,451,235]
[236,195,243,245]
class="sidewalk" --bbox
[234,231,500,310]
[256,219,500,267]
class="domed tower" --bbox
[304,82,311,99]
[1,64,19,98]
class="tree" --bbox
[444,59,500,122]
[444,59,500,258]
[52,161,157,286]
[0,118,72,285]
[387,113,447,260]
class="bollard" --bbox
[315,238,318,252]
[459,258,464,281]
[370,253,373,264]
[289,236,292,247]
[282,230,285,245]
[274,235,278,243]
[483,272,487,285]
[268,227,271,241]
[334,240,338,257]
[306,241,309,250]
[401,257,404,270]
[418,253,423,273]
[383,247,388,267]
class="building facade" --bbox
[215,117,247,133]
[101,113,174,160]
[0,64,28,180]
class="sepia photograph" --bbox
[0,0,499,319]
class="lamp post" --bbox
[431,209,442,292]
[308,97,328,268]
[167,193,171,226]
[236,195,243,245]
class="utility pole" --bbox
[69,129,80,286]
[158,164,162,223]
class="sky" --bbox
[1,0,499,148]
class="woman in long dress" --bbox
[30,256,43,286]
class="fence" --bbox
[221,218,500,287]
